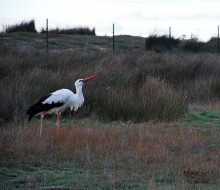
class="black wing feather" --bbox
[26,93,64,121]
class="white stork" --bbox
[26,74,97,142]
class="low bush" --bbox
[97,78,186,122]
[145,35,180,51]
[145,35,220,53]
[4,19,37,33]
[182,41,208,53]
[41,27,96,35]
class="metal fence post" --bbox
[169,27,171,49]
[113,23,115,53]
[218,25,219,53]
[46,19,48,52]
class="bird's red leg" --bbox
[39,113,45,138]
[56,112,61,144]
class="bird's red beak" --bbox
[83,74,98,82]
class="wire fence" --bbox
[0,18,219,53]
[1,18,219,38]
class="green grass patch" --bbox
[184,110,220,127]
[0,167,97,189]
[1,166,220,189]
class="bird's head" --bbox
[75,74,98,88]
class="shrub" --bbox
[182,41,208,53]
[206,37,220,53]
[97,78,187,122]
[135,78,186,121]
[41,27,96,35]
[145,35,218,53]
[4,19,37,33]
[145,35,180,51]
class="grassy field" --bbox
[0,33,220,189]
[1,110,220,189]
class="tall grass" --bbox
[1,45,220,124]
[0,47,187,124]
[97,78,185,122]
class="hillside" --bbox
[0,32,145,52]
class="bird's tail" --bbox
[26,109,34,121]
[26,94,53,121]
[26,106,37,121]
[27,113,34,121]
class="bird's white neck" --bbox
[76,86,83,96]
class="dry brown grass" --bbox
[1,121,219,185]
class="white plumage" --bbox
[27,75,97,143]
[42,88,83,114]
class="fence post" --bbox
[169,27,171,49]
[46,19,48,52]
[113,23,115,53]
[218,25,219,53]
